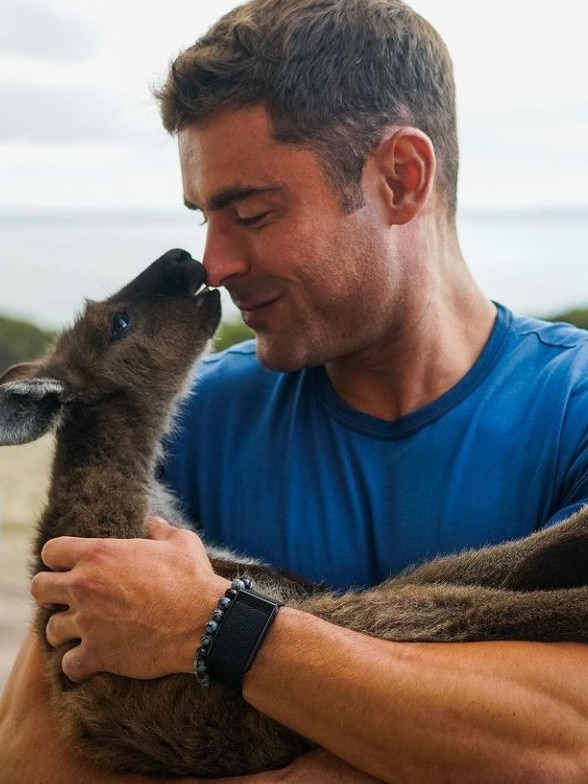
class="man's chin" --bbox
[253,335,311,373]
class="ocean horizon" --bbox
[1,205,587,330]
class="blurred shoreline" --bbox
[1,206,588,330]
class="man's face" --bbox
[178,105,401,372]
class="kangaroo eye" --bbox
[111,311,131,338]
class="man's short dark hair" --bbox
[155,0,459,216]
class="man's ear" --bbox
[371,127,436,224]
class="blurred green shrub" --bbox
[0,315,55,374]
[211,318,255,352]
[545,308,588,331]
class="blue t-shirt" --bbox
[161,304,588,591]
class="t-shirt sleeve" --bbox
[544,345,588,526]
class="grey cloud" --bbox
[0,83,162,144]
[0,0,99,63]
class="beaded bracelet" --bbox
[194,577,282,693]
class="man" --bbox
[1,0,588,781]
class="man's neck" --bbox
[325,283,497,422]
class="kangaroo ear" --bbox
[0,369,68,445]
[0,361,40,384]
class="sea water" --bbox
[0,207,586,330]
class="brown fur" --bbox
[1,248,587,777]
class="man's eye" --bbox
[235,212,269,227]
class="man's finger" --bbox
[46,609,80,649]
[146,516,176,540]
[30,570,71,609]
[40,536,94,571]
[61,642,97,683]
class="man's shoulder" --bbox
[509,309,588,351]
[190,339,301,408]
[198,339,262,381]
[501,306,588,382]
[499,308,588,459]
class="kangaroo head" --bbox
[0,248,221,445]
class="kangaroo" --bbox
[0,247,587,777]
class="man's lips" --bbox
[232,294,280,314]
[231,293,282,329]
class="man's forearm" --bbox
[0,631,381,784]
[244,608,588,784]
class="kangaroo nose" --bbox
[162,248,207,290]
[168,248,193,264]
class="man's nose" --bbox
[202,224,249,287]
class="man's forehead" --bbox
[178,112,312,211]
[178,104,275,155]
[178,110,283,190]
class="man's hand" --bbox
[30,518,229,682]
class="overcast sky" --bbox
[1,0,587,213]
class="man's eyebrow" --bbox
[183,185,284,213]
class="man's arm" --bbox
[30,519,588,784]
[246,610,588,784]
[0,630,381,784]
